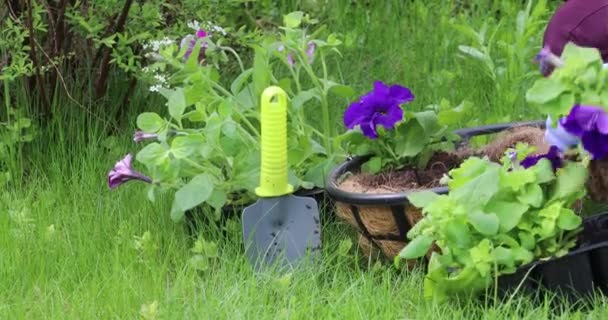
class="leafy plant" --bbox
[338,81,464,174]
[108,11,353,221]
[526,43,608,161]
[526,43,608,124]
[398,145,588,301]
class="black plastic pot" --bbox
[495,213,608,302]
[325,120,545,260]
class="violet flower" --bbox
[180,29,208,60]
[560,105,608,160]
[521,146,563,171]
[343,81,414,139]
[544,116,580,152]
[535,46,563,76]
[108,154,152,189]
[133,131,158,143]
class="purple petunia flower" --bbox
[108,154,152,189]
[343,81,414,139]
[544,116,580,152]
[133,131,158,143]
[535,46,564,76]
[521,146,563,171]
[560,105,608,160]
[180,29,208,60]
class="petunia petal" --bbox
[581,131,607,160]
[374,105,404,129]
[360,120,378,139]
[344,102,370,129]
[561,105,586,137]
[388,85,414,104]
[596,110,608,134]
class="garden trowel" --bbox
[242,86,321,270]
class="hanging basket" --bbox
[326,120,546,263]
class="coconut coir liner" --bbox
[339,126,549,194]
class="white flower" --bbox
[187,20,201,31]
[154,74,167,84]
[149,84,163,92]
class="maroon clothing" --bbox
[543,0,608,75]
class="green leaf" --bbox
[485,201,529,232]
[168,88,187,121]
[550,162,588,202]
[399,234,434,259]
[291,89,320,111]
[136,143,169,166]
[230,68,253,95]
[361,156,382,174]
[408,191,440,209]
[500,169,536,192]
[531,158,556,184]
[171,173,214,221]
[517,183,544,208]
[537,93,575,119]
[252,47,270,98]
[444,220,472,248]
[284,11,304,28]
[557,208,582,231]
[469,211,499,235]
[137,112,164,133]
[171,135,205,159]
[525,78,567,104]
[412,111,442,136]
[451,165,500,208]
[327,83,355,98]
[395,119,427,157]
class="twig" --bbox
[26,0,51,116]
[32,37,113,129]
[94,0,134,99]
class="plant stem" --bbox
[298,52,332,155]
[210,81,260,137]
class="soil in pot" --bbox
[587,159,608,203]
[334,126,550,262]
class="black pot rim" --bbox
[326,120,545,206]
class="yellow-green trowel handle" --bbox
[255,86,294,198]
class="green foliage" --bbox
[339,109,461,174]
[526,43,608,122]
[127,11,352,220]
[399,147,588,301]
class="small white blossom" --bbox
[187,20,201,31]
[154,74,167,84]
[149,84,163,92]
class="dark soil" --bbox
[346,151,465,192]
[338,126,550,194]
[587,159,608,203]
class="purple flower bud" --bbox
[535,46,564,76]
[108,154,152,189]
[306,41,316,64]
[180,29,208,60]
[133,131,158,143]
[287,53,295,66]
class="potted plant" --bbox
[107,12,352,229]
[526,43,608,203]
[398,144,591,301]
[326,81,548,260]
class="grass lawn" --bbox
[3,0,608,318]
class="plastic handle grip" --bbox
[255,86,294,197]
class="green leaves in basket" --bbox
[398,146,588,301]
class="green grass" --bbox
[3,0,608,318]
